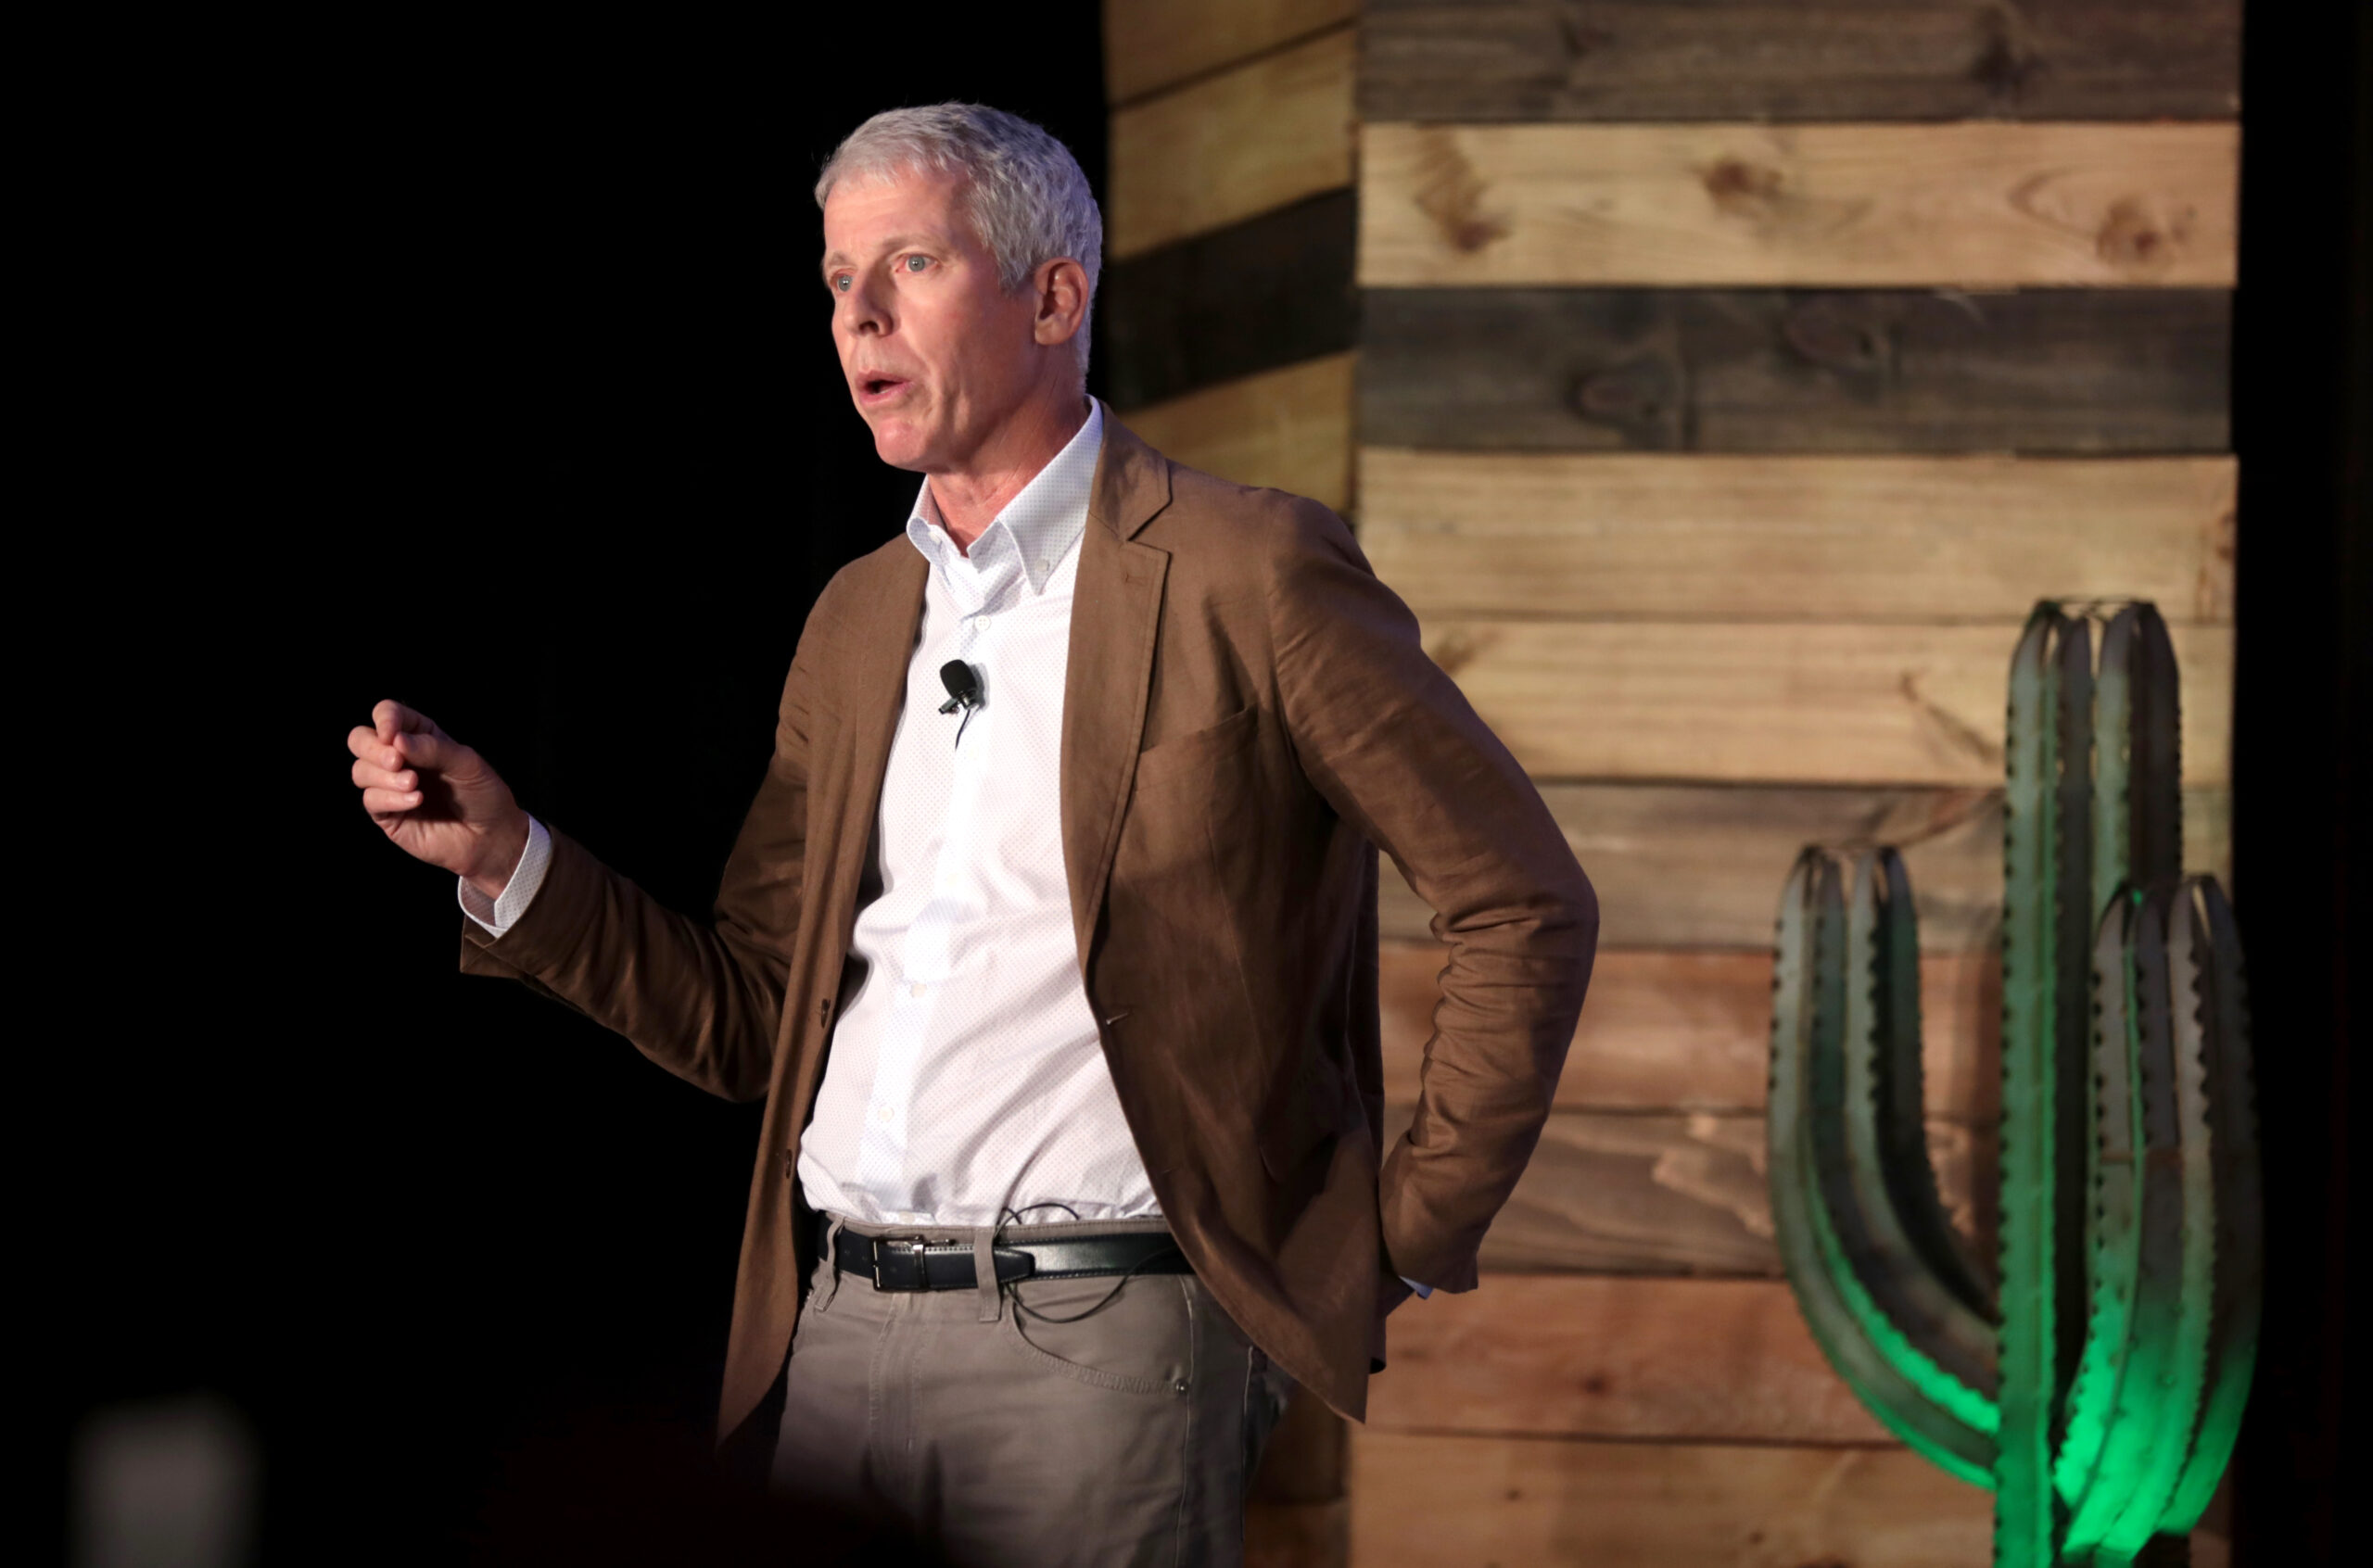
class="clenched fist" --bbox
[348,700,530,900]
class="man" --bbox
[348,104,1594,1565]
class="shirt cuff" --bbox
[457,817,552,937]
[1400,1277,1434,1300]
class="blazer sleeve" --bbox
[454,604,825,1104]
[1261,498,1598,1294]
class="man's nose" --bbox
[840,278,891,335]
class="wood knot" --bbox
[1783,299,1890,372]
[1703,156,1784,216]
[2097,196,2194,273]
[1413,130,1507,254]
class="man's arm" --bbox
[1262,499,1598,1295]
[346,626,822,1102]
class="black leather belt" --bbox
[826,1220,1192,1293]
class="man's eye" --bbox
[831,275,850,293]
[903,255,929,272]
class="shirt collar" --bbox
[905,398,1103,597]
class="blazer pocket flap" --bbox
[1132,704,1258,791]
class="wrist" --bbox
[463,811,531,901]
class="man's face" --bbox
[821,168,1042,473]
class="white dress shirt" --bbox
[464,402,1159,1230]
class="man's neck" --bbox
[927,392,1091,553]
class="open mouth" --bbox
[859,374,910,403]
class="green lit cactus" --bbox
[1768,602,2260,1567]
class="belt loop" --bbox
[971,1226,1001,1322]
[815,1215,848,1313]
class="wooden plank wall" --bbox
[1105,4,2241,1564]
[1104,0,1362,514]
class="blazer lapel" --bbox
[832,545,928,941]
[1061,410,1174,978]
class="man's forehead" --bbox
[822,167,969,245]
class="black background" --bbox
[47,13,1106,1563]
[41,5,2367,1564]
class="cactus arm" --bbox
[1769,852,1996,1485]
[2160,879,2259,1530]
[1835,852,1998,1395]
[1994,608,2067,1566]
[2100,884,2222,1554]
[1872,849,1996,1316]
[2127,607,2184,884]
[2052,886,2151,1537]
[2060,886,2194,1554]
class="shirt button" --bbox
[876,1106,895,1125]
[909,981,927,998]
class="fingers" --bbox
[359,703,464,772]
[361,783,424,816]
[372,699,438,744]
[390,723,464,772]
[348,723,402,768]
[351,752,418,794]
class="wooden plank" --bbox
[1359,121,2239,287]
[1381,945,2001,1121]
[1359,450,2238,623]
[1360,0,2242,123]
[1349,1432,1992,1567]
[1370,1274,1892,1440]
[1375,1106,1990,1278]
[1103,191,1355,411]
[1378,782,2232,950]
[1110,27,1354,259]
[1408,619,2231,785]
[1118,352,1354,512]
[1104,0,1356,106]
[1357,286,2231,453]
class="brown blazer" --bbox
[460,409,1596,1446]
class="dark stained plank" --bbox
[1357,287,2229,452]
[1102,190,1356,411]
[1376,1107,1993,1279]
[1360,0,2241,122]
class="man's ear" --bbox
[1032,258,1089,347]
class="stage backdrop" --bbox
[1096,4,2241,1565]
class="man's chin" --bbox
[864,419,933,473]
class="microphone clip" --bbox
[937,660,984,745]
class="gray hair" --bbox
[816,103,1103,378]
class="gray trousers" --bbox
[770,1216,1296,1568]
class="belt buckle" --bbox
[872,1237,929,1291]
